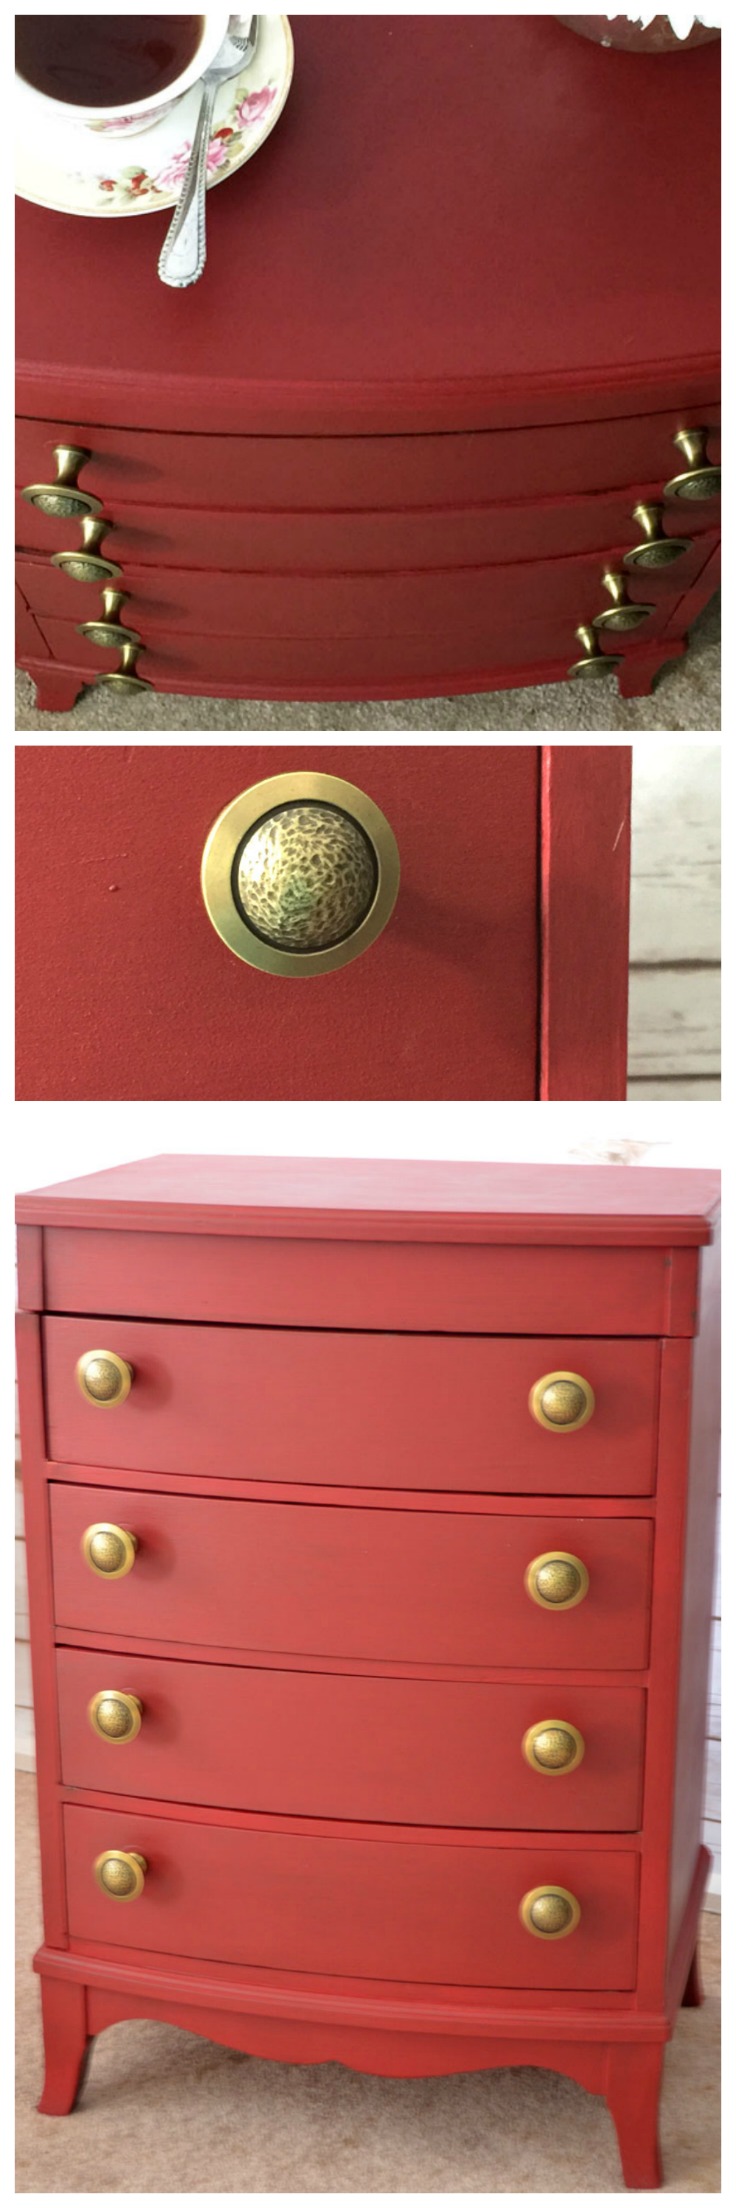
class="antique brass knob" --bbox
[78,587,140,650]
[567,625,623,680]
[82,1523,138,1579]
[525,1552,590,1610]
[624,502,691,571]
[76,1348,133,1406]
[592,571,654,633]
[522,1720,585,1775]
[519,1885,581,1940]
[201,771,401,976]
[663,428,720,503]
[94,1849,147,1901]
[88,1690,142,1743]
[21,444,101,521]
[94,641,152,693]
[51,515,122,585]
[529,1372,595,1432]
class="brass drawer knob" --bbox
[624,502,691,571]
[78,586,140,650]
[529,1372,595,1432]
[21,444,102,521]
[525,1551,590,1610]
[82,1523,138,1579]
[94,1849,147,1901]
[88,1690,142,1743]
[202,771,400,976]
[568,625,623,680]
[76,1348,133,1406]
[522,1720,585,1774]
[520,1885,581,1940]
[51,515,122,585]
[663,427,720,503]
[593,570,654,634]
[94,640,152,693]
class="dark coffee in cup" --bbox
[15,17,205,107]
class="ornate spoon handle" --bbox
[158,78,218,288]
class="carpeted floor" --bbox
[16,1773,720,2193]
[15,597,720,735]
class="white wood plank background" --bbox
[627,743,721,1098]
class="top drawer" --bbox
[44,1318,660,1495]
[16,410,721,514]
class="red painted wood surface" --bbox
[49,1484,654,1670]
[541,748,631,1102]
[666,1230,721,1968]
[63,1803,640,1989]
[15,17,719,435]
[43,1319,661,1494]
[15,580,49,663]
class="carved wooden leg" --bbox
[681,1937,705,2007]
[22,664,87,713]
[604,2041,665,2190]
[617,643,685,698]
[37,1977,91,2116]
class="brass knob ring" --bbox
[568,625,623,680]
[624,503,691,571]
[663,428,720,503]
[52,516,122,585]
[78,587,140,650]
[529,1372,595,1433]
[21,444,101,521]
[593,571,654,634]
[94,641,152,692]
[525,1551,590,1610]
[82,1523,138,1580]
[88,1690,142,1743]
[519,1885,581,1940]
[522,1719,585,1775]
[94,1849,147,1901]
[76,1348,133,1407]
[201,772,401,977]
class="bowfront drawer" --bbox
[64,1803,640,1989]
[57,1649,645,1830]
[44,1320,660,1493]
[50,1484,654,1668]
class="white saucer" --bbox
[15,15,293,217]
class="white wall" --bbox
[628,741,721,1097]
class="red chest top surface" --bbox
[16,14,720,433]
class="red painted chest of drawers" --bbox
[16,1155,720,2186]
[15,16,720,711]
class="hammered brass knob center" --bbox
[94,1849,147,1900]
[525,1552,590,1610]
[544,1379,584,1425]
[235,801,378,953]
[523,1720,585,1774]
[529,1371,595,1432]
[88,1690,142,1743]
[82,1523,138,1579]
[76,1349,132,1406]
[531,1891,573,1933]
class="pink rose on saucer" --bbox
[234,84,276,128]
[154,142,193,191]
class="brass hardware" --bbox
[525,1551,590,1610]
[88,1690,142,1743]
[21,445,102,521]
[78,587,140,650]
[663,428,720,503]
[522,1720,585,1775]
[624,503,691,571]
[519,1885,581,1940]
[201,772,401,977]
[94,641,152,692]
[93,1849,147,1901]
[568,625,623,680]
[592,571,654,633]
[82,1524,138,1580]
[51,516,122,585]
[76,1348,133,1406]
[529,1372,595,1432]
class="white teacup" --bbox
[15,14,232,139]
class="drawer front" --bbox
[57,1650,645,1829]
[16,411,721,511]
[44,1321,660,1493]
[50,1484,654,1669]
[15,485,720,577]
[64,1803,640,1989]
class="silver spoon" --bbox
[158,17,259,288]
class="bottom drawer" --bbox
[64,1804,639,1989]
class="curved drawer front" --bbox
[57,1649,645,1830]
[16,411,721,510]
[64,1804,639,1989]
[50,1484,654,1669]
[44,1320,660,1493]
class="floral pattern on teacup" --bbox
[80,77,277,204]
